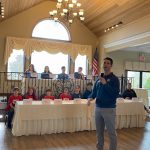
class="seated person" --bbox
[57,66,69,80]
[74,67,84,79]
[23,87,38,100]
[41,66,52,79]
[122,83,150,113]
[6,87,22,129]
[72,85,82,99]
[25,64,38,78]
[42,88,55,100]
[122,83,137,99]
[82,82,93,99]
[59,88,72,100]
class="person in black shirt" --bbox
[122,83,150,113]
[57,66,69,80]
[74,67,84,79]
[122,83,137,99]
[41,66,52,79]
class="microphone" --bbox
[100,73,104,78]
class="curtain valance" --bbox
[5,36,92,67]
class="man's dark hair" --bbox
[104,57,113,66]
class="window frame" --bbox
[30,51,70,74]
[74,54,88,75]
[7,49,25,81]
[32,18,71,42]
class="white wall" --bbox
[107,51,150,76]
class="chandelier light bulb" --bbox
[57,0,62,2]
[73,12,77,16]
[79,9,84,16]
[53,10,57,14]
[68,3,74,8]
[69,19,73,23]
[49,11,54,16]
[63,9,68,13]
[77,3,81,7]
[56,3,62,9]
[54,17,58,21]
[61,12,65,16]
[64,0,69,2]
[80,16,85,21]
[72,0,77,4]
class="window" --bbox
[126,70,150,99]
[31,19,70,75]
[32,19,70,41]
[31,51,69,74]
[127,71,140,88]
[7,49,24,80]
[75,54,87,75]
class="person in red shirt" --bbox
[43,89,55,100]
[6,87,22,129]
[24,87,38,100]
[59,88,72,100]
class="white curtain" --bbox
[5,36,92,68]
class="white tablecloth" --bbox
[90,100,145,130]
[12,100,145,136]
[12,100,89,136]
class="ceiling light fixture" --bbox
[49,0,85,25]
[104,21,123,33]
[0,1,4,18]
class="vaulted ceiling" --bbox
[0,0,150,37]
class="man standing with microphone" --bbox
[88,57,120,150]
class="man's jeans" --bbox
[95,107,117,150]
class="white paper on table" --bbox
[42,99,50,104]
[74,98,82,104]
[54,99,62,104]
[23,99,33,104]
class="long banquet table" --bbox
[12,100,89,136]
[12,99,146,136]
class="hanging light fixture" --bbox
[0,1,4,18]
[49,0,85,25]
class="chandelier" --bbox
[49,0,85,25]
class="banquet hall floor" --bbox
[0,121,150,150]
